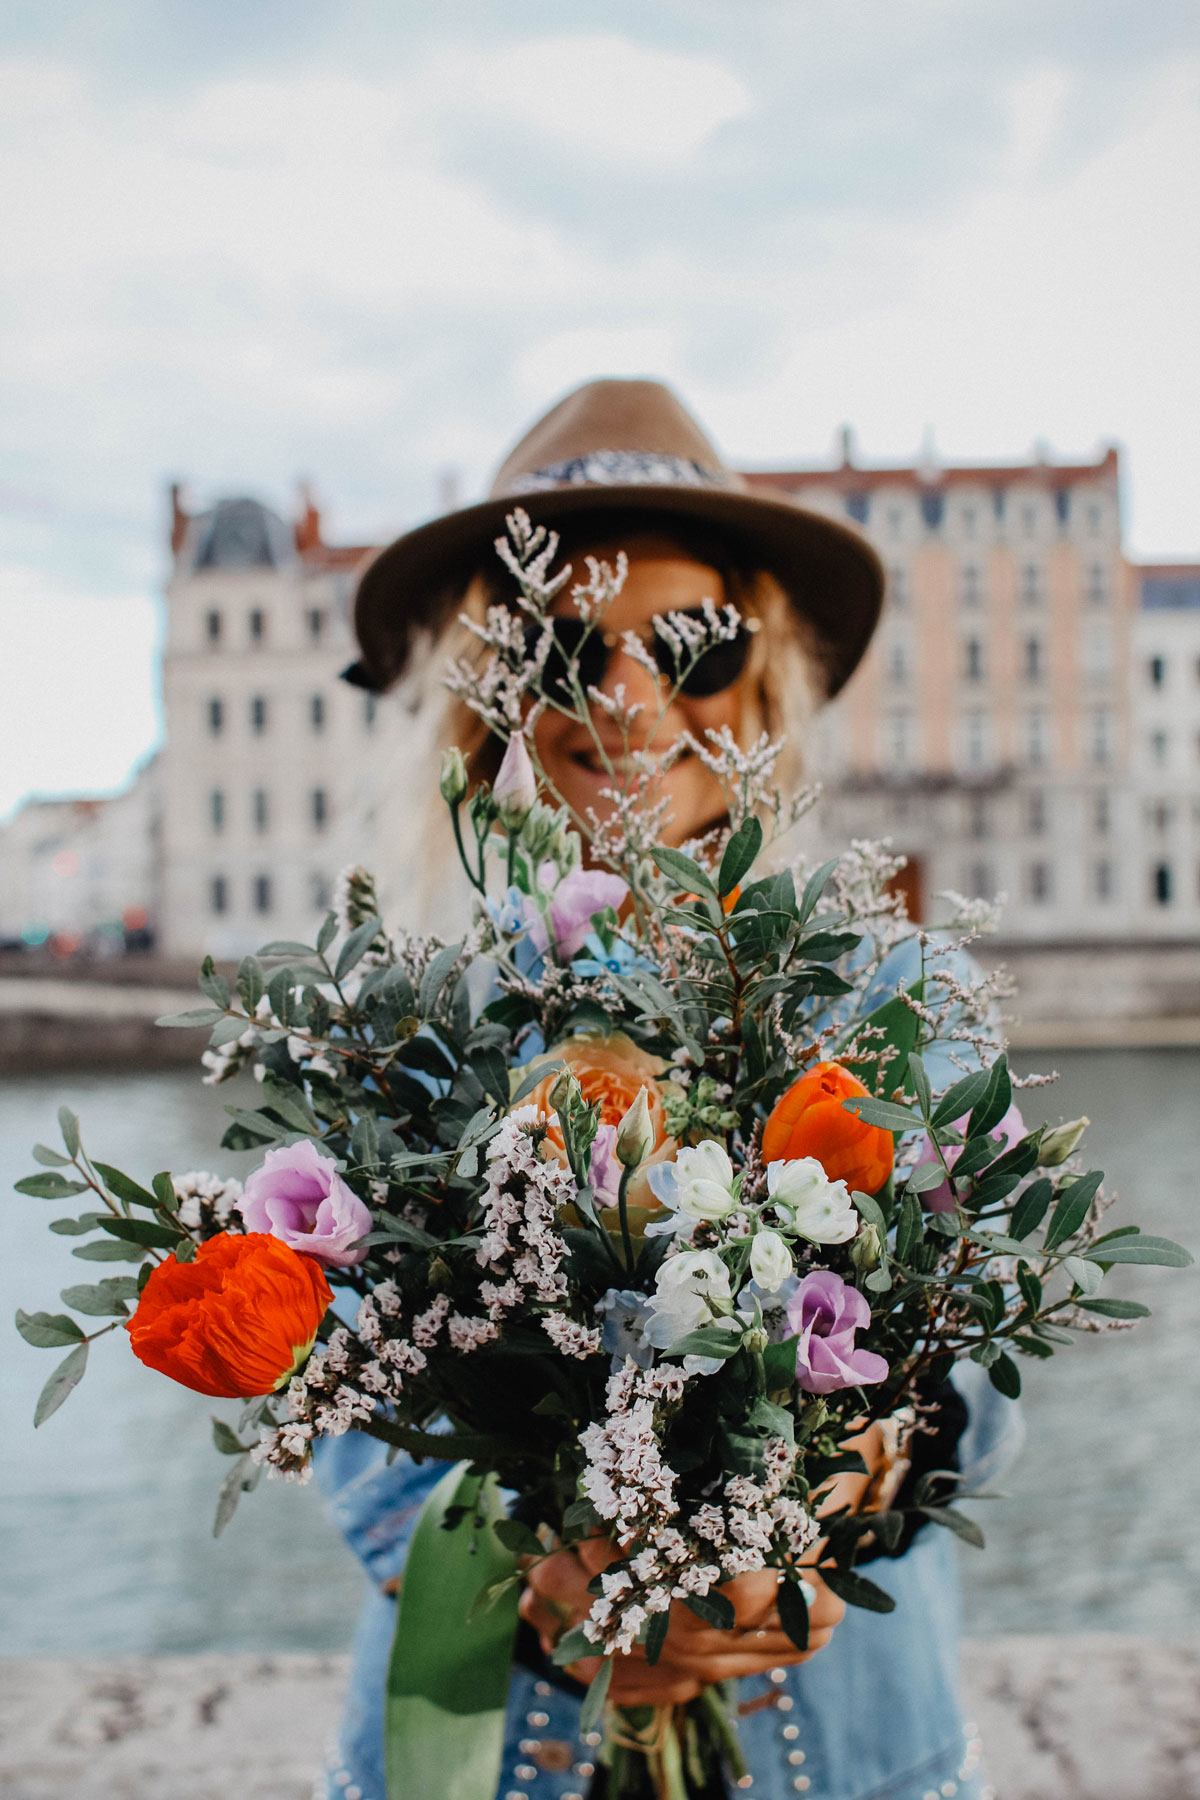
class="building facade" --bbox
[744,442,1142,939]
[160,488,397,959]
[1130,564,1200,936]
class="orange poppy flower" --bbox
[127,1231,332,1399]
[762,1061,894,1196]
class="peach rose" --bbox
[519,1033,676,1225]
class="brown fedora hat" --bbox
[352,378,883,698]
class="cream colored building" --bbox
[160,490,398,959]
[1129,564,1200,936]
[745,442,1142,939]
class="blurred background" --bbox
[1,0,1197,1693]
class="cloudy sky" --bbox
[1,0,1197,817]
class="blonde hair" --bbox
[364,540,823,930]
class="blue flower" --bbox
[595,1287,655,1368]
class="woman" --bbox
[321,379,1019,1799]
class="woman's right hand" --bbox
[520,1535,845,1708]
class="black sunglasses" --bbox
[523,608,760,705]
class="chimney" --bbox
[169,482,189,557]
[295,480,322,554]
[837,425,856,470]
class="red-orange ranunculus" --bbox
[762,1061,894,1195]
[126,1231,332,1398]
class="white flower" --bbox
[493,733,537,827]
[646,1140,738,1232]
[644,1249,734,1348]
[748,1228,793,1293]
[766,1157,858,1245]
[616,1087,655,1169]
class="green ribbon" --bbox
[385,1461,522,1800]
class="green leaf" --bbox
[894,1192,924,1264]
[1076,1296,1151,1319]
[682,1589,736,1630]
[92,1163,160,1210]
[579,1657,613,1736]
[223,1106,293,1146]
[1084,1234,1193,1268]
[56,1106,81,1158]
[653,845,717,895]
[317,910,338,956]
[266,966,296,1029]
[841,981,924,1090]
[776,1577,810,1652]
[15,1173,89,1199]
[967,1057,1012,1141]
[198,957,231,1009]
[257,939,316,957]
[644,1608,670,1667]
[212,1418,249,1455]
[418,941,464,1018]
[820,1567,896,1613]
[551,1624,594,1668]
[851,1191,887,1231]
[1063,1255,1104,1296]
[930,1067,991,1128]
[841,1096,920,1133]
[662,1327,743,1361]
[797,857,837,923]
[718,815,763,895]
[1043,1171,1104,1250]
[261,1076,319,1135]
[156,1007,226,1028]
[762,1334,800,1392]
[152,1171,179,1214]
[918,1506,985,1549]
[213,1453,253,1536]
[386,1464,522,1800]
[492,1518,543,1559]
[1009,1178,1053,1240]
[907,1053,932,1119]
[16,1309,86,1349]
[32,1143,71,1167]
[904,1162,949,1195]
[99,1217,181,1249]
[48,1214,106,1235]
[335,915,383,984]
[206,1013,249,1049]
[60,1278,136,1316]
[72,1239,146,1262]
[988,1352,1021,1398]
[33,1340,88,1425]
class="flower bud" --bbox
[1038,1117,1089,1167]
[493,733,537,829]
[849,1223,882,1272]
[616,1087,655,1169]
[548,1067,581,1117]
[439,746,468,807]
[749,1228,793,1294]
[744,1325,769,1355]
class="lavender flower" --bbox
[239,1140,372,1269]
[786,1269,889,1394]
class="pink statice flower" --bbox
[786,1269,889,1395]
[916,1100,1027,1212]
[238,1140,372,1269]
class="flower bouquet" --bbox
[15,515,1191,1800]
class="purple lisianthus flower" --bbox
[238,1139,372,1269]
[916,1100,1027,1213]
[588,1122,623,1209]
[544,868,629,961]
[786,1269,889,1395]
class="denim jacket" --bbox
[313,937,1022,1800]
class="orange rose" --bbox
[520,1033,675,1222]
[762,1060,894,1196]
[127,1232,332,1399]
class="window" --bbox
[1082,625,1112,680]
[961,506,977,539]
[1149,654,1166,688]
[250,695,267,734]
[1087,502,1104,537]
[1094,790,1111,835]
[845,492,869,524]
[306,608,325,643]
[966,861,995,901]
[1022,636,1043,682]
[963,710,988,769]
[1085,564,1108,605]
[967,793,990,839]
[991,488,1006,523]
[1028,860,1053,903]
[1053,489,1070,526]
[249,608,265,644]
[210,789,225,833]
[205,610,222,645]
[1021,505,1038,538]
[886,506,905,539]
[884,711,915,768]
[252,788,269,833]
[1026,709,1051,767]
[1027,790,1047,836]
[311,788,328,830]
[888,566,909,609]
[1090,707,1113,767]
[310,693,326,732]
[1020,564,1042,606]
[253,874,272,914]
[210,875,228,915]
[920,491,944,531]
[310,872,332,911]
[1150,730,1168,766]
[886,636,910,685]
[364,693,377,729]
[1148,802,1172,834]
[1153,862,1173,905]
[207,697,224,736]
[960,564,983,607]
[963,637,984,682]
[1094,859,1113,900]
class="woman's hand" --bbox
[519,1536,845,1708]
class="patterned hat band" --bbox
[507,449,736,495]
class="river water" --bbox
[1,1051,1196,1655]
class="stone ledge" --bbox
[1,1637,1199,1799]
